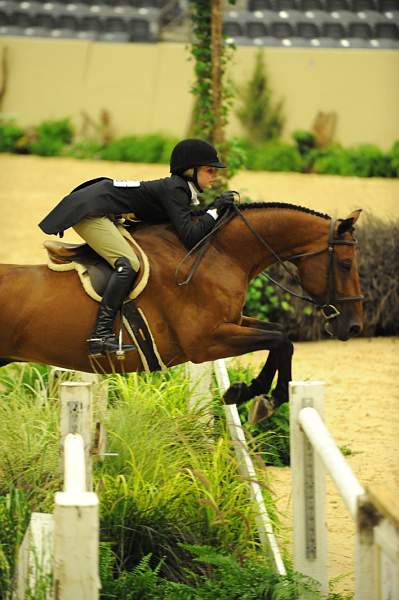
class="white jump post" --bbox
[185,361,214,426]
[213,359,286,575]
[290,381,375,598]
[60,381,94,490]
[54,433,100,600]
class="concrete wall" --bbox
[1,37,398,149]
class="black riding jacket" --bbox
[39,175,216,250]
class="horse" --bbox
[0,202,363,412]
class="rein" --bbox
[175,202,364,331]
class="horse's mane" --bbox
[193,201,331,220]
[128,201,331,237]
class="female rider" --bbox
[39,138,235,357]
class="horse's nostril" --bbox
[349,323,362,337]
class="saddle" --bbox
[44,227,148,300]
[44,228,166,372]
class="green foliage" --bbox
[0,364,60,506]
[292,130,316,156]
[310,144,394,177]
[65,139,104,160]
[0,118,24,152]
[188,0,236,145]
[390,140,399,176]
[0,488,31,597]
[226,365,290,467]
[246,141,302,172]
[100,544,324,599]
[0,114,397,177]
[245,276,294,323]
[236,50,285,142]
[29,118,74,156]
[100,134,178,164]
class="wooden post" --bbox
[213,359,286,575]
[60,382,93,491]
[14,513,53,600]
[51,368,108,459]
[211,0,224,146]
[289,381,328,595]
[54,434,99,600]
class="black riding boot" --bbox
[87,257,138,356]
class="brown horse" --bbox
[0,203,363,409]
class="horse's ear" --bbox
[337,209,362,235]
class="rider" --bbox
[39,138,235,357]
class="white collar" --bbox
[187,181,200,205]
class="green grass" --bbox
[0,362,353,599]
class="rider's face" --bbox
[197,166,218,190]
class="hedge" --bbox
[1,117,398,178]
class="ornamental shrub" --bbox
[346,144,394,178]
[389,140,399,177]
[101,134,174,164]
[29,118,74,156]
[236,50,285,142]
[0,119,24,152]
[247,141,302,172]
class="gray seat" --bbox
[321,20,347,37]
[128,15,155,41]
[297,0,326,8]
[246,19,269,37]
[270,19,295,37]
[296,19,321,38]
[101,14,127,32]
[79,13,102,32]
[347,19,373,37]
[325,0,354,22]
[374,20,399,38]
[223,20,245,38]
[248,0,274,8]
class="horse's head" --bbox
[294,209,364,341]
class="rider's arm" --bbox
[162,182,217,249]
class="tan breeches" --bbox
[73,216,140,271]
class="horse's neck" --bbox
[220,208,327,278]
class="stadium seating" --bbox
[0,0,398,47]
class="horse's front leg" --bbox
[223,316,293,409]
[186,322,293,415]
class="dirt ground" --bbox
[1,154,398,594]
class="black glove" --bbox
[213,191,236,215]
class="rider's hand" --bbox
[213,191,235,215]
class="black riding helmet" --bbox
[170,139,226,174]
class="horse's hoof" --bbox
[248,395,275,425]
[223,383,248,406]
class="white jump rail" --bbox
[290,380,399,599]
[213,359,286,575]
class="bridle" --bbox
[175,202,364,333]
[234,207,364,331]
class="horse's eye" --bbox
[338,260,352,272]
